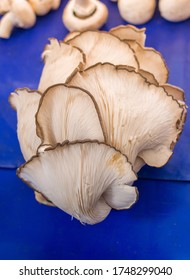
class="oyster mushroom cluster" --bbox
[9,25,187,224]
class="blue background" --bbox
[0,0,190,259]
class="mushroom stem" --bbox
[0,12,14,39]
[74,0,96,18]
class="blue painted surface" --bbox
[0,1,190,260]
[1,168,190,260]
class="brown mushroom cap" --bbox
[67,30,138,69]
[17,141,137,224]
[36,84,104,146]
[38,39,85,92]
[67,63,185,168]
[9,88,41,161]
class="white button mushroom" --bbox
[52,0,61,10]
[28,0,53,16]
[62,0,108,31]
[28,0,61,16]
[0,0,36,39]
[118,0,156,25]
[159,0,190,22]
[0,0,11,14]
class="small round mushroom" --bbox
[159,0,190,22]
[62,0,108,31]
[52,0,61,10]
[118,0,156,25]
[28,0,53,16]
[0,0,36,39]
[28,0,61,16]
[0,0,11,14]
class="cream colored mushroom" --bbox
[9,88,41,161]
[118,0,156,25]
[67,30,138,69]
[38,39,85,92]
[18,141,137,224]
[0,0,36,39]
[52,0,61,9]
[67,63,186,170]
[0,0,11,14]
[62,0,108,31]
[28,0,61,16]
[110,25,146,46]
[36,84,105,145]
[28,0,53,15]
[159,0,190,22]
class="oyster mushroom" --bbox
[67,30,138,69]
[62,0,108,32]
[118,0,156,25]
[109,24,146,46]
[38,39,85,92]
[126,40,168,85]
[9,88,41,161]
[67,63,185,170]
[109,26,168,85]
[36,83,105,146]
[159,0,190,22]
[17,141,137,224]
[0,0,36,39]
[9,24,187,224]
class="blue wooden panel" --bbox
[0,0,189,181]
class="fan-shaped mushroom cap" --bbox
[162,84,185,103]
[9,88,41,161]
[67,63,185,168]
[38,39,85,92]
[36,84,104,146]
[109,25,146,46]
[126,41,168,85]
[18,141,137,224]
[64,31,80,42]
[67,30,138,69]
